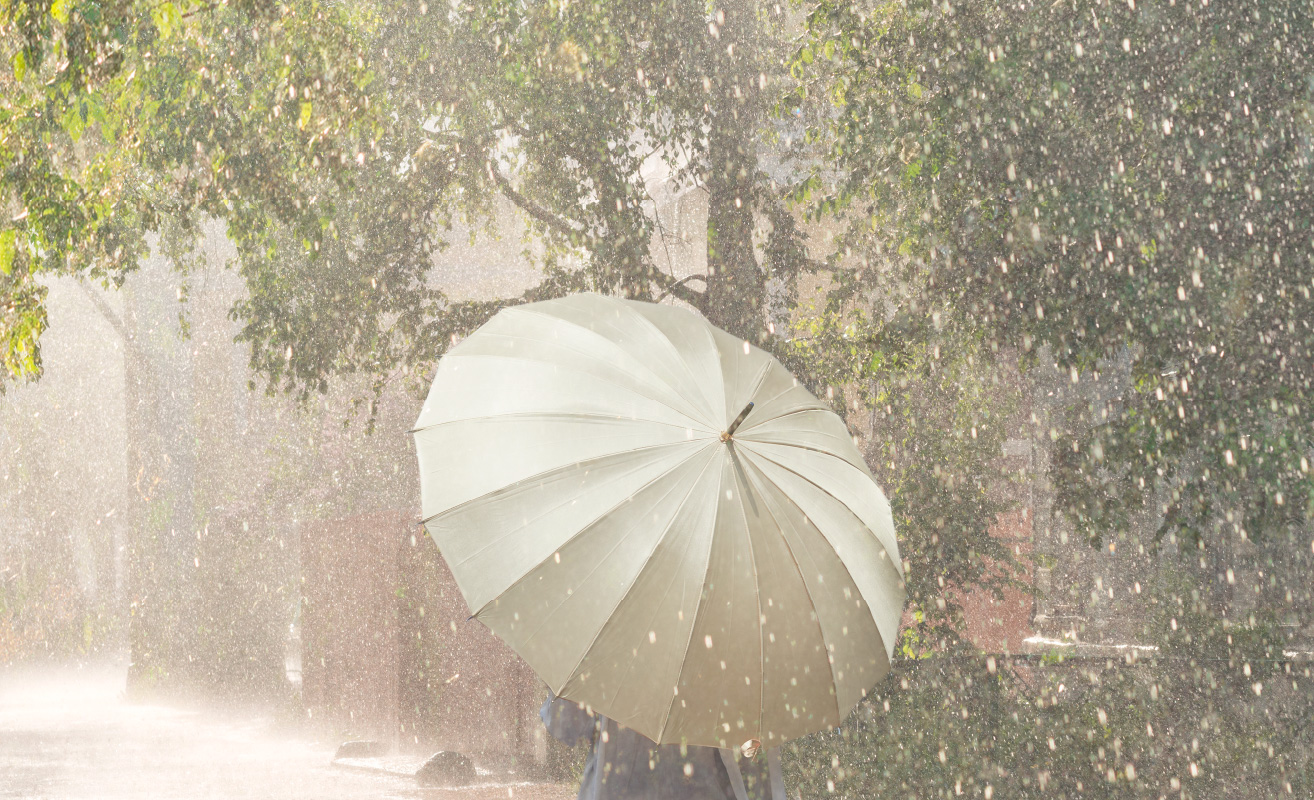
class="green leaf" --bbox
[0,229,15,276]
[51,0,71,25]
[61,102,87,142]
[298,101,312,130]
[12,52,26,83]
[152,2,181,39]
[85,96,108,125]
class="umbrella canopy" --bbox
[413,293,904,748]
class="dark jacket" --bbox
[541,694,787,800]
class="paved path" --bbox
[0,664,575,800]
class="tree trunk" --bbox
[122,256,199,697]
[701,0,767,341]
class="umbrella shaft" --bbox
[726,402,755,437]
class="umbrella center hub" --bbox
[720,431,732,443]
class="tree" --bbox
[2,0,373,387]
[230,0,806,389]
[3,0,1019,677]
[795,0,1314,553]
[224,0,1017,646]
[2,0,380,691]
[782,1,1314,796]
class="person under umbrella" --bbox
[541,691,786,800]
[413,293,904,796]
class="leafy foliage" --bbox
[788,571,1311,798]
[792,0,1314,548]
[1,0,373,388]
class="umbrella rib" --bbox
[733,433,874,477]
[411,410,707,436]
[739,443,903,578]
[654,453,727,744]
[506,305,718,427]
[551,449,720,700]
[739,457,846,730]
[734,404,829,431]
[437,352,714,432]
[595,498,715,738]
[421,440,699,527]
[742,358,774,412]
[452,444,714,580]
[728,447,768,741]
[496,446,720,664]
[615,301,726,423]
[730,396,829,436]
[450,326,715,427]
[718,351,774,428]
[738,449,904,658]
[676,307,728,427]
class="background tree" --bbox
[232,0,1017,646]
[782,1,1314,796]
[795,0,1314,556]
[2,0,373,691]
[4,0,1015,679]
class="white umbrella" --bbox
[413,293,904,748]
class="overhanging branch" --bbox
[653,271,708,310]
[487,152,705,311]
[489,167,587,242]
[77,281,126,341]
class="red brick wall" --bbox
[960,509,1035,653]
[302,514,544,764]
[301,512,405,741]
[406,544,544,764]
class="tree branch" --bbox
[489,166,587,242]
[487,140,703,311]
[653,271,708,310]
[77,281,126,341]
[179,1,224,20]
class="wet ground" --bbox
[0,664,574,800]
